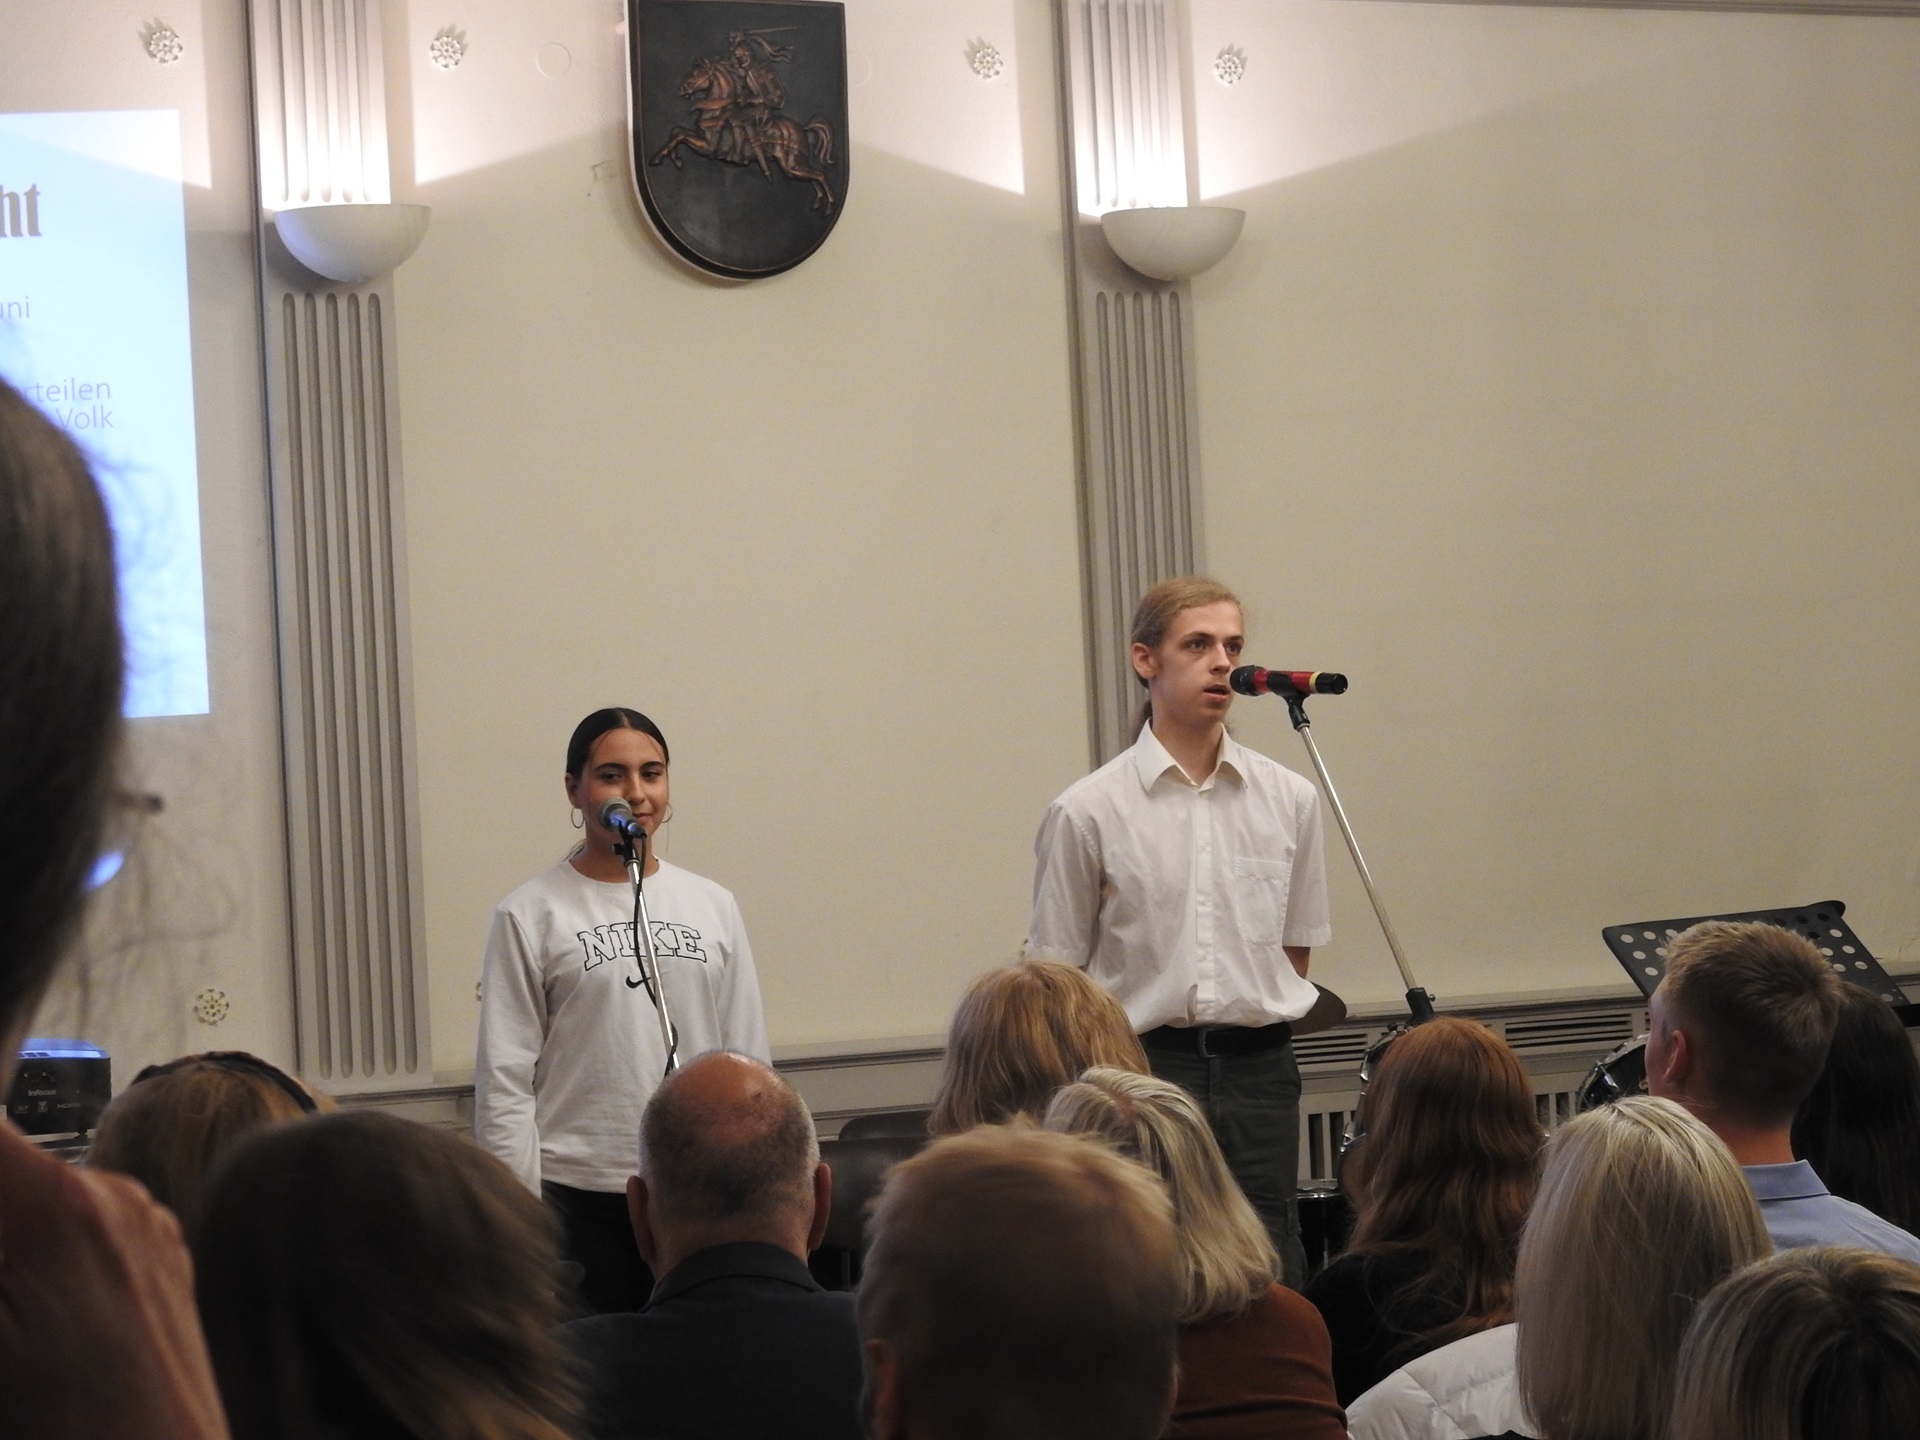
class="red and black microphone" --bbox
[1230,666,1348,699]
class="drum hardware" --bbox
[1296,1182,1353,1280]
[1576,1034,1650,1112]
[1339,1023,1411,1160]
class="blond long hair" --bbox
[1128,576,1242,742]
[1045,1066,1277,1324]
[1514,1096,1769,1440]
[929,962,1149,1135]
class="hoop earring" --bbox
[569,806,584,830]
[661,804,674,826]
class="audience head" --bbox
[1792,985,1920,1233]
[194,1110,574,1440]
[858,1124,1180,1440]
[1044,1065,1275,1324]
[929,961,1148,1134]
[1342,1017,1542,1327]
[632,1049,827,1272]
[88,1051,316,1230]
[1515,1095,1769,1440]
[1669,1246,1920,1440]
[0,379,123,1075]
[1647,920,1842,1130]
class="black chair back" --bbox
[810,1132,927,1290]
[835,1108,932,1141]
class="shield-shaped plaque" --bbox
[628,0,849,279]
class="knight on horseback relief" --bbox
[628,1,849,280]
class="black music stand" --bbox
[1601,901,1908,1006]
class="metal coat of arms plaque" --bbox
[628,0,849,279]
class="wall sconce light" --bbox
[1100,205,1245,282]
[273,202,432,284]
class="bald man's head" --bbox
[639,1051,820,1232]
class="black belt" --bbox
[1141,1021,1292,1059]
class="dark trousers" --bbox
[542,1181,654,1316]
[1145,1040,1308,1290]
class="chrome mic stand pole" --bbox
[1280,687,1435,1023]
[623,828,679,1074]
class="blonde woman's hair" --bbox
[1127,576,1242,741]
[1514,1096,1769,1440]
[1668,1247,1920,1440]
[1044,1066,1277,1324]
[929,962,1149,1135]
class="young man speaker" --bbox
[1028,577,1332,1286]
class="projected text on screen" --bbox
[0,109,208,718]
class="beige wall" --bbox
[1189,1,1920,1008]
[391,0,1088,1067]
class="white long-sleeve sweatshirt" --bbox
[473,858,769,1194]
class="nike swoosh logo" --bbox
[625,976,645,989]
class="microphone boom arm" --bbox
[1279,688,1435,1024]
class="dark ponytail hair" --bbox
[0,379,125,1034]
[565,707,669,780]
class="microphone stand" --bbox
[620,828,679,1075]
[1277,684,1435,1024]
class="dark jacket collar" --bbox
[647,1240,822,1308]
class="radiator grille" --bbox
[1536,1089,1581,1128]
[1303,1106,1357,1185]
[1502,1011,1638,1052]
[1293,1027,1373,1071]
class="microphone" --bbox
[599,798,649,841]
[1231,666,1348,698]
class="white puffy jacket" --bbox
[1344,1323,1538,1440]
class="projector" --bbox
[8,1039,111,1136]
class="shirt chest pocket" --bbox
[1230,854,1294,946]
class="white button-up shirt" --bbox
[1026,725,1333,1031]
